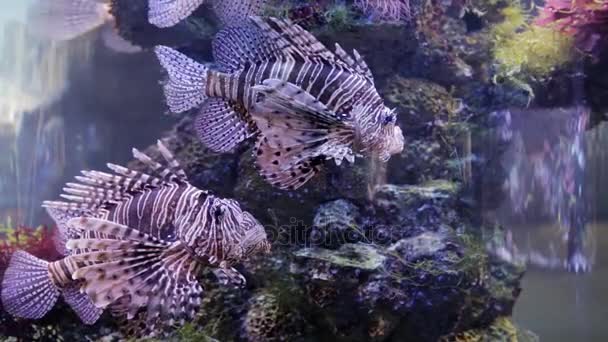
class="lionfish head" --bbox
[240,212,271,257]
[360,106,404,161]
[181,195,269,261]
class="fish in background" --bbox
[27,0,141,53]
[1,141,270,335]
[148,0,268,28]
[155,15,405,190]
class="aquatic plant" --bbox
[0,218,58,276]
[354,0,411,21]
[492,6,574,77]
[536,0,608,57]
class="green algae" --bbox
[294,243,386,271]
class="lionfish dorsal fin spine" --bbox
[155,140,189,181]
[131,141,187,183]
[250,16,337,61]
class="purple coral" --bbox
[535,0,608,56]
[355,0,411,21]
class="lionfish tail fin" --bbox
[62,283,104,325]
[1,251,60,319]
[27,0,109,40]
[196,98,255,153]
[213,0,269,27]
[148,0,206,28]
[155,46,209,113]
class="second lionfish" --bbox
[155,15,405,190]
[1,141,270,335]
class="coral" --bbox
[354,0,412,21]
[535,0,608,57]
[491,6,574,77]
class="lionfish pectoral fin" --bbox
[100,24,142,54]
[195,98,255,153]
[148,0,206,28]
[250,80,355,189]
[154,46,209,113]
[254,138,324,190]
[213,266,246,287]
[67,218,203,334]
[62,282,104,325]
[1,251,60,319]
[252,79,345,126]
[27,0,109,41]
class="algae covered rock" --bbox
[441,316,538,342]
[384,77,464,136]
[310,199,363,249]
[242,290,306,342]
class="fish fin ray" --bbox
[212,23,280,71]
[249,16,339,62]
[155,46,209,113]
[62,282,104,324]
[213,267,246,287]
[131,141,187,182]
[45,207,86,256]
[212,0,268,26]
[1,251,60,319]
[195,98,255,152]
[334,44,374,83]
[254,139,324,190]
[27,0,108,41]
[148,0,206,28]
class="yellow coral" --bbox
[491,6,574,77]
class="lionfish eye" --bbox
[214,206,225,219]
[382,113,395,125]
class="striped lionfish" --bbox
[148,0,268,28]
[1,141,270,335]
[155,16,405,190]
[28,0,141,53]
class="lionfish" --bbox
[155,16,405,190]
[1,141,270,335]
[148,0,268,28]
[28,0,141,53]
